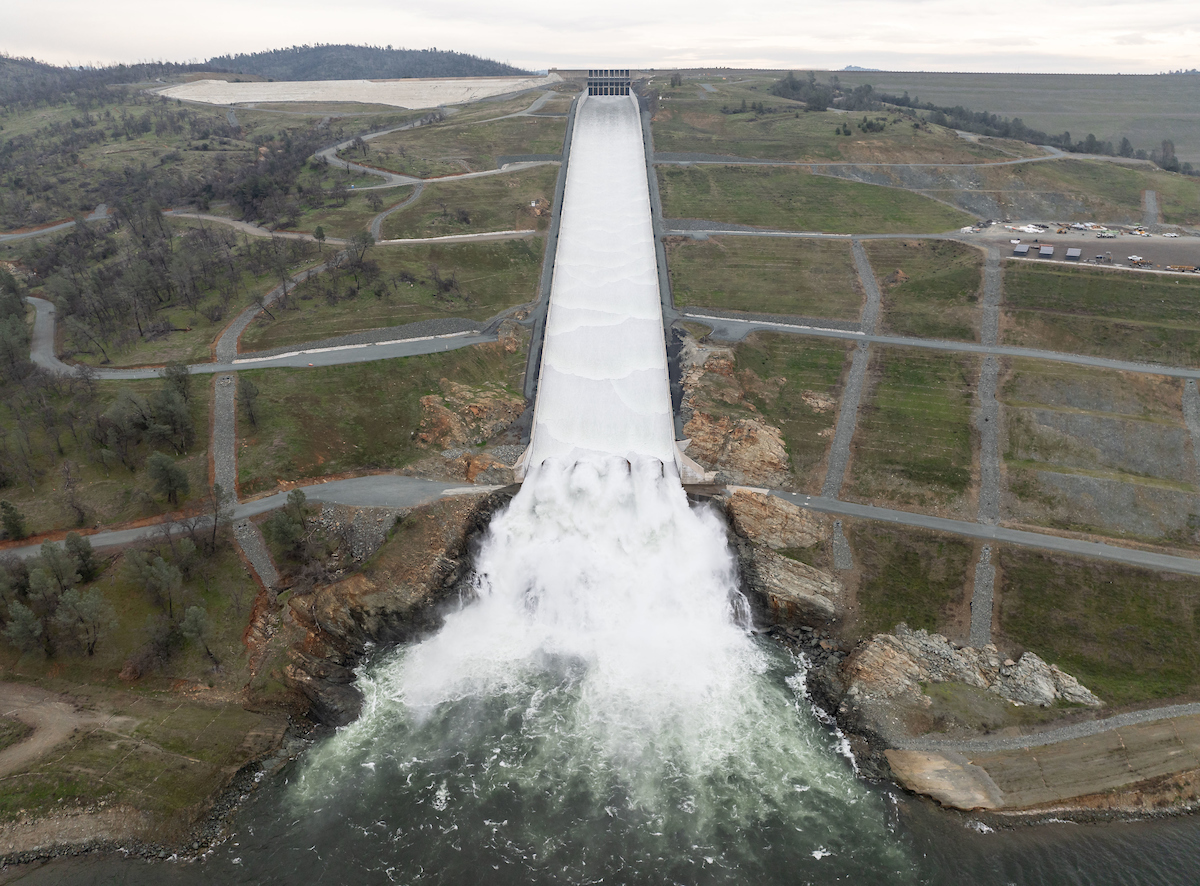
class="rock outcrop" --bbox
[834,625,1102,745]
[416,378,524,449]
[723,488,823,550]
[283,492,510,725]
[718,488,842,629]
[745,548,841,624]
[679,340,792,487]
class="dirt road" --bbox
[0,683,109,778]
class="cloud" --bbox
[4,0,1200,73]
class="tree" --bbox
[3,601,43,654]
[38,540,81,594]
[1118,137,1134,158]
[53,587,117,655]
[314,226,326,252]
[65,532,99,582]
[350,230,375,263]
[147,452,189,505]
[150,386,195,453]
[60,461,87,526]
[130,553,184,619]
[366,192,384,212]
[181,605,219,665]
[0,501,27,540]
[262,488,312,561]
[161,361,192,404]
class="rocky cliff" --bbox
[282,491,510,725]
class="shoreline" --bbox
[784,627,1200,821]
[0,640,1196,873]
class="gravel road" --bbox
[1144,189,1160,228]
[976,355,1001,525]
[369,183,423,240]
[969,544,995,646]
[0,684,111,778]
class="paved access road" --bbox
[26,298,495,380]
[680,309,1200,380]
[3,476,491,559]
[767,489,1200,577]
[315,90,563,190]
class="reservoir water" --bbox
[10,94,1198,885]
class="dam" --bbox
[24,83,1200,886]
[516,92,704,482]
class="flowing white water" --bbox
[283,460,914,882]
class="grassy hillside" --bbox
[832,70,1200,165]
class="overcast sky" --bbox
[5,0,1199,74]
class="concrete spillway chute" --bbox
[515,92,705,484]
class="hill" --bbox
[0,54,208,109]
[832,70,1200,165]
[205,45,531,81]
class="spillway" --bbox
[517,94,702,480]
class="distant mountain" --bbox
[843,65,882,72]
[204,45,531,81]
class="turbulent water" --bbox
[274,459,913,883]
[19,465,1200,884]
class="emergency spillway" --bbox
[519,94,700,479]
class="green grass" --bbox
[0,691,281,828]
[832,70,1200,166]
[864,239,983,340]
[733,333,852,491]
[1000,358,1185,420]
[657,165,974,233]
[962,159,1200,226]
[349,116,566,177]
[0,715,32,752]
[997,548,1200,704]
[240,240,543,351]
[0,378,212,537]
[236,341,526,494]
[381,166,558,240]
[847,347,977,511]
[846,523,974,638]
[1002,262,1200,365]
[652,96,1019,164]
[667,236,862,319]
[285,188,405,240]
